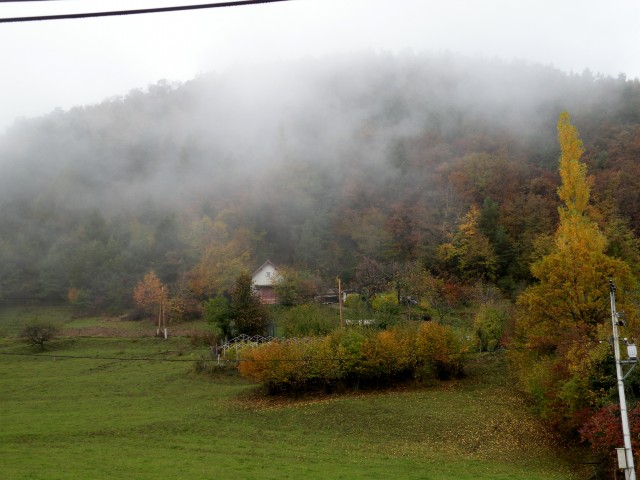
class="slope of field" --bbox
[0,330,586,479]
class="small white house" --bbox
[251,260,279,304]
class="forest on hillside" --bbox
[1,52,640,312]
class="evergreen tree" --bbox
[204,295,233,338]
[230,272,269,336]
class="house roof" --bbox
[251,260,278,278]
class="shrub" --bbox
[371,292,401,328]
[361,329,415,385]
[239,338,337,394]
[473,303,509,352]
[281,304,337,337]
[511,353,558,418]
[20,322,60,350]
[510,332,617,432]
[332,329,368,384]
[415,322,464,380]
[238,323,465,395]
[580,403,640,471]
[188,329,218,347]
[343,294,370,320]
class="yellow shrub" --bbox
[416,322,464,379]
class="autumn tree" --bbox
[352,257,392,300]
[272,267,319,306]
[513,112,637,431]
[438,205,498,281]
[133,270,168,324]
[187,211,254,297]
[580,403,640,472]
[517,113,635,345]
[422,277,466,322]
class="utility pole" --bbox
[609,279,637,480]
[161,285,167,340]
[157,285,168,339]
[337,277,343,328]
[157,295,162,337]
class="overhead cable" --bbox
[0,1,76,3]
[0,1,74,3]
[0,0,294,23]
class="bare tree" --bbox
[20,323,60,350]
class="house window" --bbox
[266,272,271,278]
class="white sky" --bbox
[0,0,638,132]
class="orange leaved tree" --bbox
[133,270,169,337]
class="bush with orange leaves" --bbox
[238,324,465,395]
[359,328,416,385]
[415,322,465,380]
[238,336,336,394]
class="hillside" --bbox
[1,52,639,309]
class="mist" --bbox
[0,53,612,209]
[0,51,638,307]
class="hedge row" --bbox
[238,323,465,394]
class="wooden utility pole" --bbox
[162,300,167,339]
[157,298,162,337]
[337,277,343,328]
[157,285,167,339]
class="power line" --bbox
[0,1,78,3]
[0,0,294,23]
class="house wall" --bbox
[252,263,278,287]
[256,286,278,305]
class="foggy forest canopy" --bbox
[1,52,640,311]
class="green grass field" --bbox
[0,312,587,479]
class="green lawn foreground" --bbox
[0,336,585,480]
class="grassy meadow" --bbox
[0,310,587,479]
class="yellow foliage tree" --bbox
[513,112,637,430]
[438,204,498,281]
[517,112,635,348]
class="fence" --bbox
[212,334,316,365]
